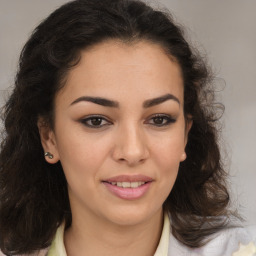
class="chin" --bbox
[102,205,162,227]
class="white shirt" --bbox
[47,214,256,256]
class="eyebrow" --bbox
[143,94,180,108]
[70,96,119,108]
[70,93,180,108]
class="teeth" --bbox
[122,182,130,188]
[131,182,139,188]
[110,181,146,188]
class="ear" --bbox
[180,116,193,162]
[37,117,60,164]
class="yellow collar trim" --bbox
[48,213,170,256]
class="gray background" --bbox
[0,0,255,225]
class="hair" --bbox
[0,0,232,254]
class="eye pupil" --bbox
[91,118,102,126]
[153,117,164,124]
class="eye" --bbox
[80,115,111,128]
[147,114,176,127]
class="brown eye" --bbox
[147,114,176,127]
[90,117,103,126]
[153,116,165,125]
[80,115,111,128]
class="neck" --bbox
[64,209,164,256]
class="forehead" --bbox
[57,40,184,105]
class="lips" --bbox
[102,175,153,200]
[103,174,153,183]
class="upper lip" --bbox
[103,175,153,183]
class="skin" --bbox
[39,40,192,256]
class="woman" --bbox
[0,0,254,255]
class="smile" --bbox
[102,175,153,200]
[108,181,146,188]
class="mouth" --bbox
[102,174,153,187]
[102,175,153,200]
[103,181,149,188]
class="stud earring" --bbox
[45,152,54,159]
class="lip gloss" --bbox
[103,181,152,200]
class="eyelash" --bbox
[80,114,176,129]
[80,115,111,129]
[147,114,176,127]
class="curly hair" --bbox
[0,0,231,254]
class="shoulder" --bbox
[168,226,256,256]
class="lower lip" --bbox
[103,182,152,200]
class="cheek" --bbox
[153,133,185,167]
[55,127,112,180]
[151,130,185,187]
[150,140,182,206]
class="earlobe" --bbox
[180,152,187,162]
[37,118,60,164]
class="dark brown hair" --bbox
[0,0,231,254]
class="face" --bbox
[39,40,191,227]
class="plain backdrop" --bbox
[0,0,255,225]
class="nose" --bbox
[111,124,149,166]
